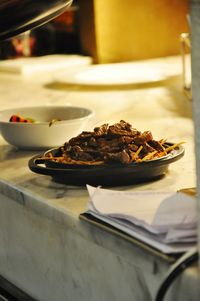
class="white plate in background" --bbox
[54,59,181,86]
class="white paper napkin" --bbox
[0,54,92,75]
[86,185,197,242]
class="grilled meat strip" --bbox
[61,120,165,164]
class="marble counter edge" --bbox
[0,178,172,272]
[0,178,76,228]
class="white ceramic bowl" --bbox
[0,106,94,150]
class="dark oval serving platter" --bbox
[28,143,185,186]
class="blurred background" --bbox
[0,0,189,63]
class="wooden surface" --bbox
[81,0,189,63]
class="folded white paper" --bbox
[85,185,197,254]
[152,193,197,231]
[0,54,92,75]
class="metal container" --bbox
[0,0,73,40]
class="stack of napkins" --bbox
[0,54,92,76]
[85,185,197,254]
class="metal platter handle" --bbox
[28,154,63,176]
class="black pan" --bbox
[0,0,73,40]
[28,143,185,186]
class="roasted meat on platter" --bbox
[47,120,183,165]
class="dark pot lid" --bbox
[0,0,73,40]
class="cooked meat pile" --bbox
[53,120,168,165]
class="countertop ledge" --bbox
[0,56,198,301]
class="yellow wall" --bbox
[93,0,189,63]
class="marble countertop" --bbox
[0,55,198,301]
[0,55,196,213]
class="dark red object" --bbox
[9,115,33,123]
